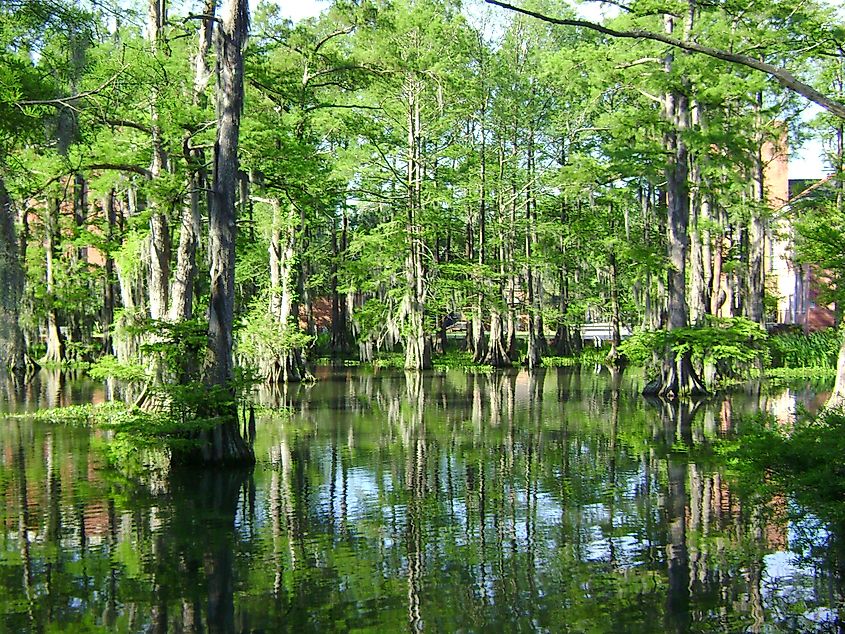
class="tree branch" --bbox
[102,118,153,135]
[84,163,153,178]
[485,0,845,120]
[16,67,126,110]
[313,26,356,54]
[302,102,382,114]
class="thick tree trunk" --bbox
[484,308,511,367]
[689,144,708,323]
[168,1,214,325]
[180,0,254,466]
[524,128,546,369]
[643,14,706,397]
[330,211,352,355]
[403,74,431,371]
[169,175,200,322]
[148,210,170,321]
[0,178,26,375]
[147,0,170,323]
[485,242,512,367]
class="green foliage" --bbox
[135,319,209,377]
[10,402,124,426]
[88,354,149,382]
[371,352,405,369]
[237,302,316,370]
[432,351,495,371]
[619,317,768,382]
[91,318,259,468]
[724,410,845,523]
[764,366,836,380]
[767,327,841,369]
[541,356,579,367]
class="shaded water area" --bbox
[0,367,842,632]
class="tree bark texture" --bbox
[403,73,432,371]
[643,14,706,398]
[0,178,26,374]
[184,0,254,466]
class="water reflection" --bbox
[0,367,841,632]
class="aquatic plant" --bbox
[767,328,841,369]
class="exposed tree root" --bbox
[643,351,709,398]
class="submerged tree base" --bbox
[643,352,709,398]
[171,412,255,467]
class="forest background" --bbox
[4,0,845,462]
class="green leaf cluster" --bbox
[619,317,768,380]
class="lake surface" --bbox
[0,367,841,632]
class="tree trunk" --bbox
[267,199,309,383]
[606,250,624,367]
[169,171,200,322]
[471,194,488,362]
[0,178,26,375]
[688,130,708,324]
[147,0,170,323]
[403,74,431,371]
[524,126,546,369]
[550,268,574,356]
[472,88,489,364]
[485,153,512,368]
[170,0,215,325]
[827,339,845,409]
[747,94,766,324]
[102,190,118,355]
[505,183,518,360]
[485,231,511,367]
[330,210,352,355]
[148,210,170,321]
[643,14,706,397]
[710,207,726,316]
[550,194,573,356]
[181,0,254,466]
[42,198,65,366]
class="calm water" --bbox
[0,367,842,633]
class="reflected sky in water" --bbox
[0,367,840,633]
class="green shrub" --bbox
[432,351,495,371]
[89,355,149,382]
[619,316,768,384]
[767,327,841,369]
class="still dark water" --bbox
[0,367,841,633]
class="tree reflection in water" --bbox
[0,367,842,631]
